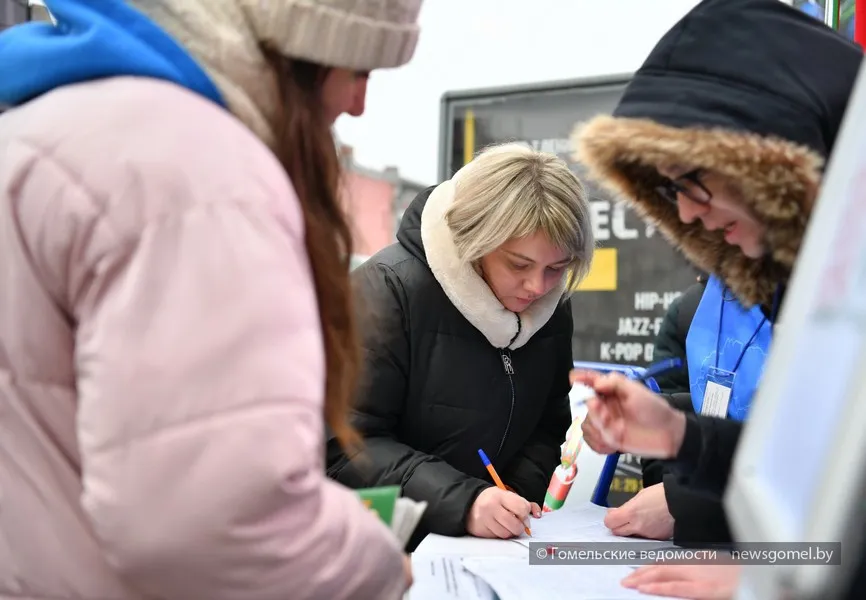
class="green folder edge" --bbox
[357,485,400,527]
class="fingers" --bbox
[485,516,515,539]
[586,397,609,430]
[469,521,496,539]
[610,523,638,537]
[492,506,526,537]
[587,400,623,451]
[500,491,531,520]
[479,490,530,538]
[610,418,626,447]
[580,416,603,448]
[606,506,638,537]
[570,369,602,387]
[623,564,718,587]
[580,415,601,444]
[469,488,535,539]
[478,525,495,539]
[582,400,619,454]
[604,505,630,529]
[634,581,710,599]
[586,371,629,396]
[622,565,684,587]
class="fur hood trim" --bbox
[573,115,823,308]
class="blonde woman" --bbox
[0,0,421,598]
[328,143,595,548]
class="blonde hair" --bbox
[446,142,595,288]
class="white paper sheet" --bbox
[392,497,428,548]
[407,555,496,600]
[461,557,670,600]
[514,502,675,551]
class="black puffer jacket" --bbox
[327,184,573,550]
[576,0,862,546]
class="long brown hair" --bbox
[263,46,361,452]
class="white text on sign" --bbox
[616,317,665,337]
[599,342,654,363]
[634,291,683,312]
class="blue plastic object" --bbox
[572,361,660,507]
[799,1,823,21]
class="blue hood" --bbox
[0,0,224,108]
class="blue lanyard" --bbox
[715,284,782,372]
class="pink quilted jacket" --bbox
[0,76,405,600]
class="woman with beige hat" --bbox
[0,1,421,598]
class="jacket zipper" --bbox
[495,349,516,459]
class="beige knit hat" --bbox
[254,0,421,71]
[128,0,423,146]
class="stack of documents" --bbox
[407,502,676,599]
[392,496,428,548]
[409,555,670,600]
[409,555,496,600]
[511,502,675,551]
[357,485,427,549]
[461,557,671,600]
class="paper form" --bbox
[392,497,428,548]
[406,555,496,600]
[462,557,670,600]
[514,502,675,551]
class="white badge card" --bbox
[701,367,735,418]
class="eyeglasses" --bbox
[655,169,712,206]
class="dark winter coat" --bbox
[649,278,707,397]
[575,0,862,546]
[326,181,573,550]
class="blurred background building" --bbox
[794,1,857,38]
[1,0,50,29]
[1,0,26,30]
[338,145,428,269]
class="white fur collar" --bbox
[420,180,566,350]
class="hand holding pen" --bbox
[465,450,538,539]
[569,359,688,459]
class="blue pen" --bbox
[571,357,682,409]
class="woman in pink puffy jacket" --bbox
[0,1,422,598]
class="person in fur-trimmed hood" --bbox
[570,0,862,567]
[327,142,594,550]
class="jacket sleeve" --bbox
[664,413,743,494]
[501,304,573,504]
[642,393,693,487]
[72,201,406,600]
[650,294,690,395]
[326,263,490,537]
[662,413,740,547]
[650,280,706,396]
[664,474,733,547]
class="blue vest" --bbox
[686,275,773,421]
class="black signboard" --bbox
[439,76,699,506]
